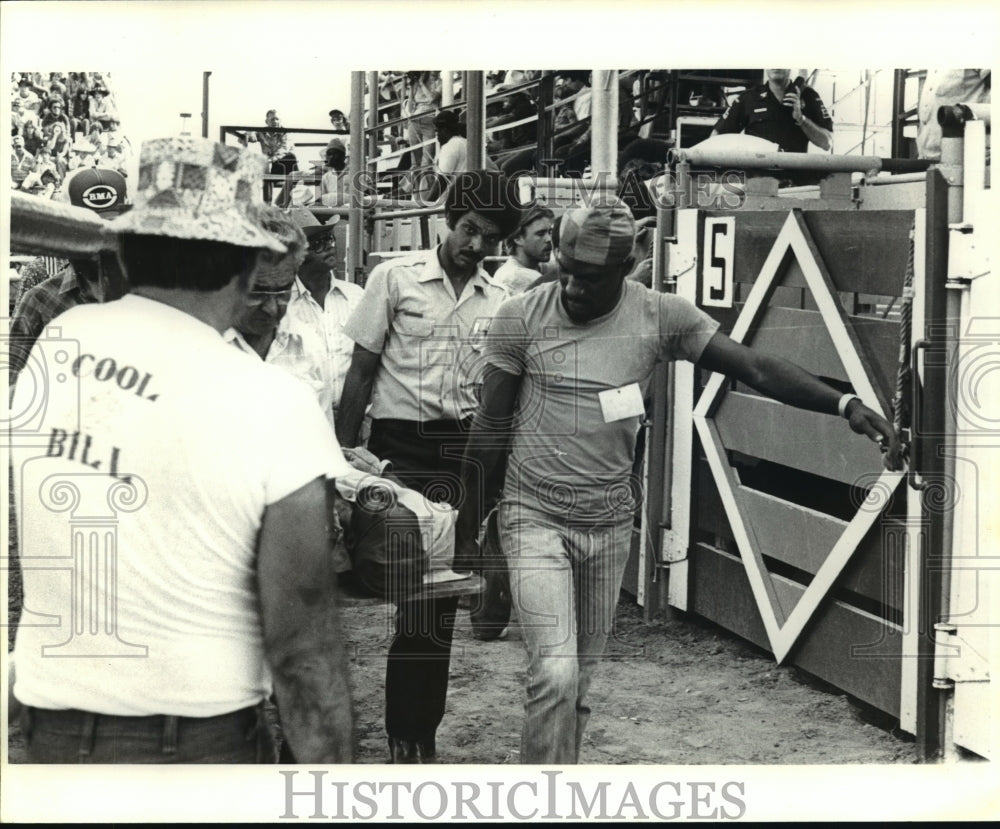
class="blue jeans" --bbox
[20,704,276,763]
[498,501,633,764]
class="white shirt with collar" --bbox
[224,324,328,420]
[280,275,365,422]
[343,247,508,422]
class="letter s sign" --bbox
[701,217,734,308]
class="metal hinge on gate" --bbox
[660,529,689,564]
[947,222,991,286]
[933,622,991,688]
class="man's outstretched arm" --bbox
[696,331,905,471]
[258,476,353,763]
[455,365,522,570]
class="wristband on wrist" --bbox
[838,393,860,418]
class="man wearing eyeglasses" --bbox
[226,206,326,408]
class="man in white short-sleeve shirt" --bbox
[10,136,354,765]
[492,204,555,295]
[456,202,905,764]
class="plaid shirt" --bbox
[8,263,100,382]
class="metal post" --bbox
[201,72,211,139]
[367,71,379,161]
[591,70,619,179]
[442,71,454,107]
[466,71,485,171]
[349,71,366,283]
[915,169,949,761]
[535,72,555,177]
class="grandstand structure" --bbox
[8,67,993,763]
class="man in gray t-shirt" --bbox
[456,202,904,765]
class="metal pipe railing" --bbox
[671,147,885,175]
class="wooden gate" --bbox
[666,206,918,720]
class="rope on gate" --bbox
[893,220,917,437]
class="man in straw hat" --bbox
[9,136,354,764]
[456,200,905,764]
[337,169,522,763]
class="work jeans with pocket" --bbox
[498,500,633,764]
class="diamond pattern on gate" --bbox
[692,210,904,663]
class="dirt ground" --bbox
[340,596,919,765]
[6,536,917,766]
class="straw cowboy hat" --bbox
[286,206,340,236]
[109,136,286,252]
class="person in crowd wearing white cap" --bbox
[492,204,555,295]
[67,136,98,172]
[8,167,130,384]
[280,208,362,427]
[9,137,354,763]
[456,201,905,764]
[337,169,522,763]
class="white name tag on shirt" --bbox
[598,383,645,423]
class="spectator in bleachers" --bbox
[423,109,499,202]
[40,96,73,139]
[87,121,107,154]
[14,77,42,115]
[46,124,71,173]
[486,91,536,156]
[70,84,91,135]
[11,133,35,188]
[500,70,591,178]
[329,109,349,133]
[12,99,38,134]
[20,120,45,157]
[404,71,441,171]
[89,85,117,130]
[319,138,351,206]
[68,137,98,172]
[66,72,87,98]
[103,137,128,177]
[19,156,60,199]
[50,72,68,93]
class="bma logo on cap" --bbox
[82,184,119,209]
